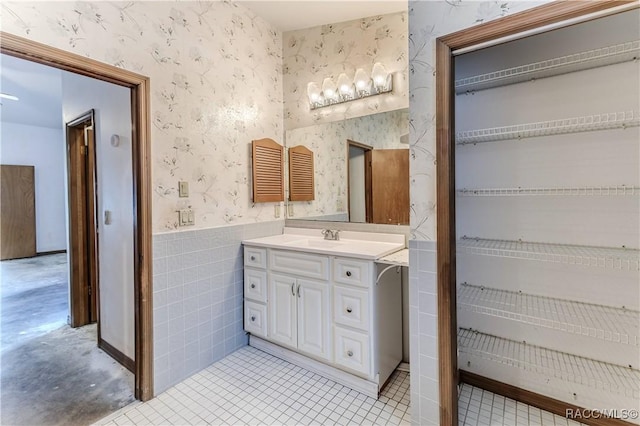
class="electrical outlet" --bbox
[288,203,294,217]
[274,204,281,218]
[179,181,189,197]
[336,199,344,211]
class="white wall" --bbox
[0,122,66,252]
[348,146,366,223]
[62,71,134,360]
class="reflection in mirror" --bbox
[285,108,409,224]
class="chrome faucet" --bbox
[321,229,340,240]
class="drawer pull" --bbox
[250,255,256,261]
[251,315,256,322]
[250,283,256,289]
[297,284,301,298]
[346,307,353,313]
[346,271,352,277]
[347,350,353,357]
[291,283,295,296]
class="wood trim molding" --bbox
[460,371,635,426]
[434,1,637,424]
[435,37,458,426]
[99,337,136,373]
[1,31,154,401]
[439,1,638,49]
[36,249,67,256]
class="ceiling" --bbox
[239,0,407,32]
[0,54,63,129]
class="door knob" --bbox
[250,255,256,261]
[346,271,352,277]
[347,350,353,357]
[251,315,256,322]
[346,307,353,313]
[251,283,256,289]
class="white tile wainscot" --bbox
[152,220,284,394]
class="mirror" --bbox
[284,108,409,224]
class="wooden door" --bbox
[0,165,36,260]
[297,278,330,360]
[66,113,98,327]
[370,149,409,225]
[268,273,297,349]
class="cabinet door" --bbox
[297,278,331,361]
[268,273,297,348]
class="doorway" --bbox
[434,2,639,424]
[0,32,153,402]
[66,111,99,327]
[347,139,410,225]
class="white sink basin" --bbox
[289,239,345,249]
[243,228,406,260]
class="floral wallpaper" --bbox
[408,0,549,241]
[1,1,283,232]
[285,108,408,219]
[283,11,409,131]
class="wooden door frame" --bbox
[1,32,153,401]
[434,1,638,424]
[346,139,373,223]
[66,110,99,328]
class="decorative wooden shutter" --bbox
[252,138,284,203]
[288,145,314,201]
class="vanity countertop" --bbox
[243,227,405,260]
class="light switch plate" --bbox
[179,181,189,197]
[178,209,194,226]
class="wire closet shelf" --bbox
[457,328,640,398]
[458,283,639,346]
[455,40,640,94]
[457,237,640,271]
[456,185,640,197]
[456,111,640,145]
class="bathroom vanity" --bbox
[242,228,406,397]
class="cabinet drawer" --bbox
[245,301,267,337]
[244,269,267,303]
[333,326,370,376]
[333,258,370,288]
[270,250,329,280]
[334,285,369,332]
[244,246,267,268]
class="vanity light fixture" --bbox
[307,62,393,110]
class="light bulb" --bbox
[322,77,337,101]
[307,82,321,104]
[371,62,388,90]
[337,73,353,98]
[354,68,370,94]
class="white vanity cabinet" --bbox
[242,233,404,398]
[268,273,332,361]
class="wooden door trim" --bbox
[1,31,154,401]
[346,140,373,223]
[434,1,637,423]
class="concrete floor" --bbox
[1,254,135,425]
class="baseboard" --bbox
[36,249,67,256]
[249,336,379,398]
[98,338,135,373]
[459,370,635,426]
[396,362,410,372]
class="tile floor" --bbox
[97,345,585,426]
[96,346,410,426]
[458,384,585,426]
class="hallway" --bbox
[0,254,135,425]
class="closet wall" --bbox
[454,10,640,419]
